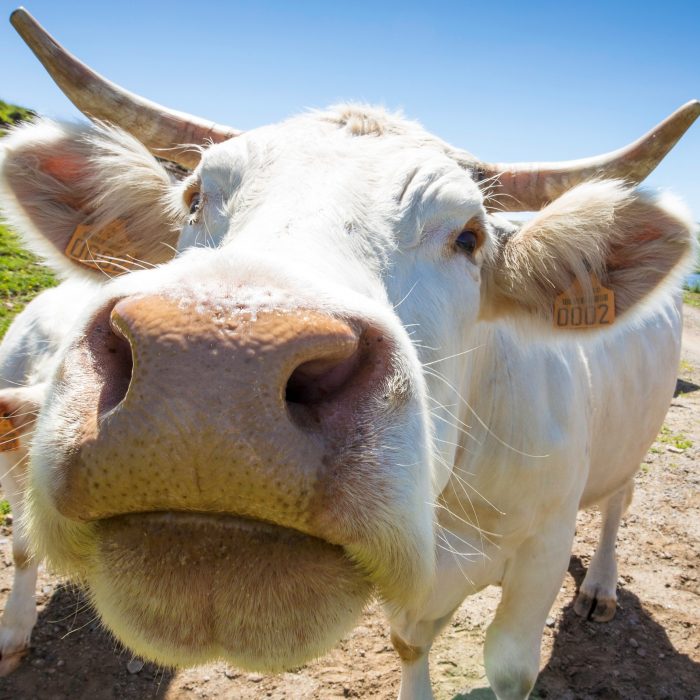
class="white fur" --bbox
[0,106,695,696]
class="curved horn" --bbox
[473,100,700,211]
[10,8,240,169]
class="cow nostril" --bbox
[89,306,133,415]
[284,325,389,420]
[285,350,360,406]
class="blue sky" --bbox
[2,1,699,215]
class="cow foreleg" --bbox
[0,448,39,676]
[391,611,458,700]
[392,624,433,700]
[574,480,633,622]
[484,517,576,700]
[389,536,479,700]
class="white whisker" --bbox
[423,344,483,367]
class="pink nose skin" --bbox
[52,293,393,539]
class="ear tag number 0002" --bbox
[553,275,615,329]
[65,220,132,276]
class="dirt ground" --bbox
[0,306,698,700]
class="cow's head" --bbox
[1,9,697,671]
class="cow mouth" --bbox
[87,512,373,670]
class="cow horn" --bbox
[472,100,700,212]
[10,8,240,169]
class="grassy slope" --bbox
[684,290,700,308]
[0,99,35,137]
[0,99,56,338]
[0,223,57,337]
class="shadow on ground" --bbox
[534,556,699,700]
[451,556,699,700]
[0,584,174,699]
[675,377,700,396]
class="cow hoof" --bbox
[0,648,28,676]
[0,623,34,676]
[574,590,617,622]
[490,669,535,700]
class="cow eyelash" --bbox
[183,182,203,223]
[454,218,485,258]
[188,192,202,220]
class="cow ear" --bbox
[0,119,180,280]
[0,384,45,444]
[480,181,695,331]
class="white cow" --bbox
[0,9,697,699]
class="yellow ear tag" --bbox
[0,416,20,452]
[65,220,133,276]
[553,274,616,329]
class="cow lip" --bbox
[88,508,373,669]
[97,510,333,546]
[93,509,372,593]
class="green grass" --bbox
[657,424,693,451]
[0,99,35,137]
[683,290,700,308]
[0,99,53,338]
[0,498,10,515]
[0,223,58,338]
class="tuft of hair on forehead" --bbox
[321,103,401,137]
[315,103,428,140]
[312,104,482,184]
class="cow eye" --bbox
[183,180,203,223]
[189,192,202,217]
[455,229,479,256]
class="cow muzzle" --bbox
[56,293,392,523]
[31,289,423,668]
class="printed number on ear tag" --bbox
[65,220,133,276]
[553,275,616,329]
[0,416,20,452]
